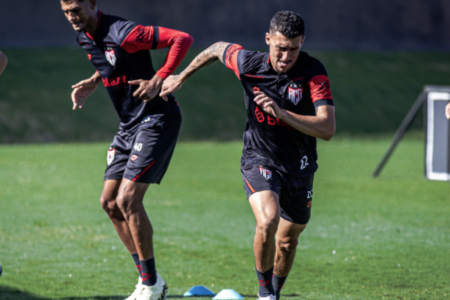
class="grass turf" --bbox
[1,49,450,143]
[0,138,449,300]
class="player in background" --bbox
[0,51,7,76]
[60,1,193,300]
[161,11,335,300]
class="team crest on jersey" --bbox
[107,147,116,166]
[288,83,303,105]
[259,166,272,180]
[105,47,116,66]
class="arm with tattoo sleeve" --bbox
[160,42,231,96]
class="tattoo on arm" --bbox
[179,42,230,81]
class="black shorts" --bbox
[104,105,181,184]
[241,163,314,224]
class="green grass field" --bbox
[1,138,449,300]
[1,49,450,143]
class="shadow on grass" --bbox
[0,286,299,299]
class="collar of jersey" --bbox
[85,10,103,40]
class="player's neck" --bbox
[84,9,100,36]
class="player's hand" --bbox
[160,75,183,97]
[254,91,284,119]
[129,75,166,103]
[446,103,450,119]
[71,78,100,110]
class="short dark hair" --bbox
[61,0,85,3]
[269,11,305,39]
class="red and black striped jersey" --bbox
[223,44,334,176]
[76,11,193,131]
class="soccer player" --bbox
[0,51,7,76]
[161,11,335,300]
[60,1,193,300]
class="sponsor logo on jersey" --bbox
[259,166,272,180]
[107,147,116,166]
[254,107,296,130]
[105,47,116,66]
[288,83,302,105]
[131,154,139,162]
[102,76,128,88]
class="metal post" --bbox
[372,90,427,177]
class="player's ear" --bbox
[265,32,271,46]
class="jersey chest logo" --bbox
[288,83,303,105]
[105,47,116,66]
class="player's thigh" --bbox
[249,190,281,226]
[279,174,314,225]
[123,121,181,184]
[115,178,150,212]
[242,164,283,223]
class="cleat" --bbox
[125,277,144,300]
[137,273,169,300]
[125,277,143,300]
[257,293,275,300]
[259,295,275,300]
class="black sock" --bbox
[272,274,287,300]
[256,267,275,297]
[131,253,142,276]
[140,258,157,286]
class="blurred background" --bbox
[0,0,449,142]
[1,2,450,299]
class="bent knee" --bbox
[99,195,115,211]
[116,193,143,215]
[277,238,298,252]
[256,217,280,236]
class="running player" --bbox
[0,51,7,76]
[161,11,335,300]
[60,1,193,300]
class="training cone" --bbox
[183,285,216,297]
[213,289,244,300]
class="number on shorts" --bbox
[300,155,309,170]
[133,143,143,152]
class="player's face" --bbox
[266,31,304,74]
[61,0,97,33]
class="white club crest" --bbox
[288,83,302,105]
[259,166,272,180]
[105,49,116,66]
[107,148,116,166]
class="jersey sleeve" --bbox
[120,25,158,52]
[111,18,139,46]
[222,44,244,79]
[121,25,194,79]
[308,62,333,108]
